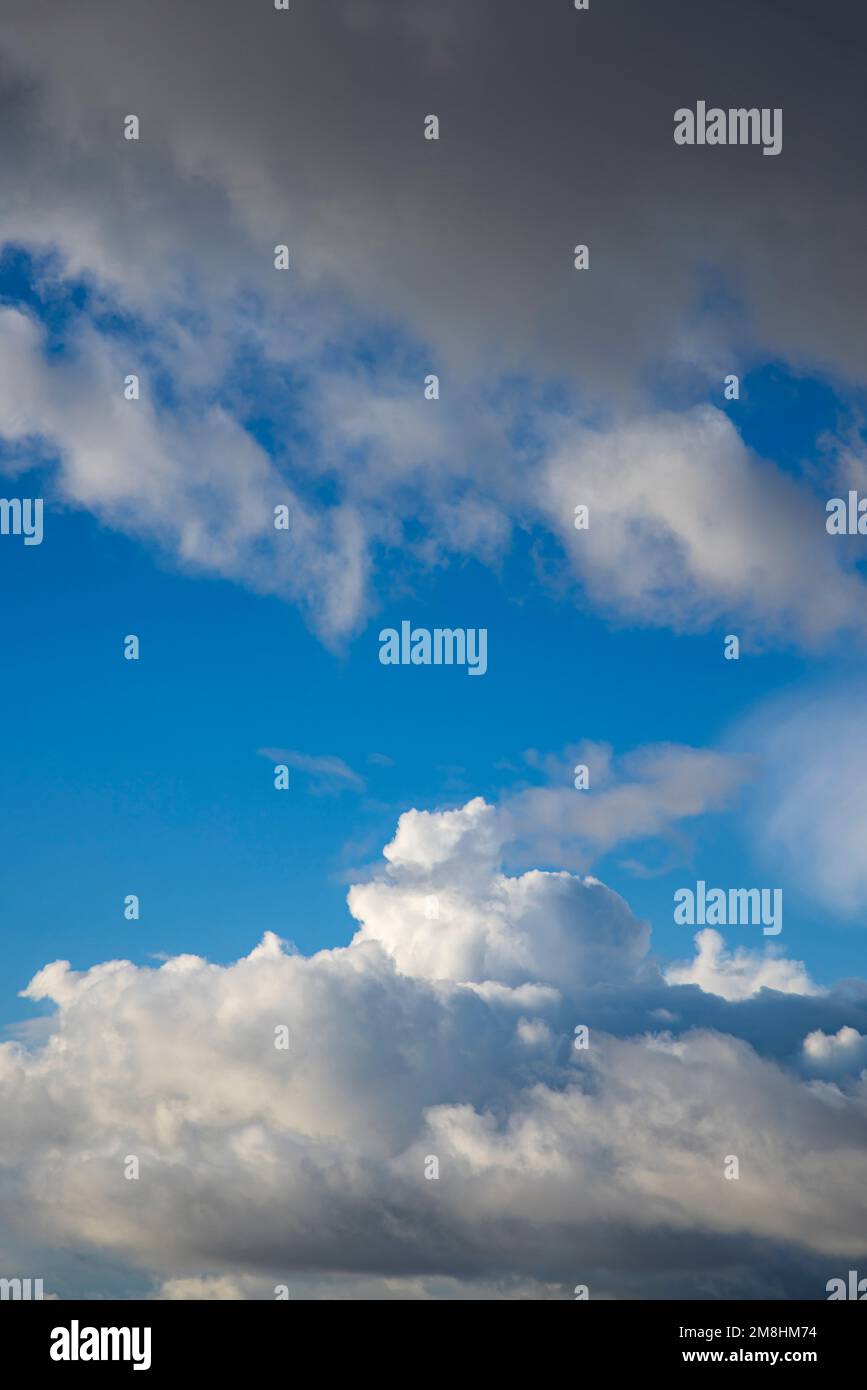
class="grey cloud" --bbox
[0,0,863,388]
[0,3,866,641]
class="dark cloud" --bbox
[0,2,866,640]
[1,0,866,390]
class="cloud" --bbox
[348,797,655,993]
[0,305,374,642]
[498,740,750,871]
[159,1275,251,1302]
[153,1270,565,1302]
[0,4,867,645]
[541,407,867,646]
[258,748,365,795]
[1,796,866,1299]
[3,0,867,388]
[666,929,820,1003]
[801,1026,867,1081]
[734,685,867,916]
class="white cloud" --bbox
[499,741,750,871]
[348,797,654,993]
[0,307,373,641]
[802,1026,867,1080]
[0,798,865,1299]
[541,408,867,646]
[735,685,867,916]
[665,929,820,1002]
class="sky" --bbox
[1,0,867,1301]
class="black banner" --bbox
[1,1300,862,1376]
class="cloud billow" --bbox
[2,797,866,1300]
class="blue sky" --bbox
[0,238,862,1025]
[4,0,867,1304]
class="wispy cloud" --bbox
[497,740,752,872]
[258,747,365,796]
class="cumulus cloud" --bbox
[666,929,820,1003]
[802,1026,867,1081]
[348,797,654,993]
[1,0,867,1299]
[1,797,865,1300]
